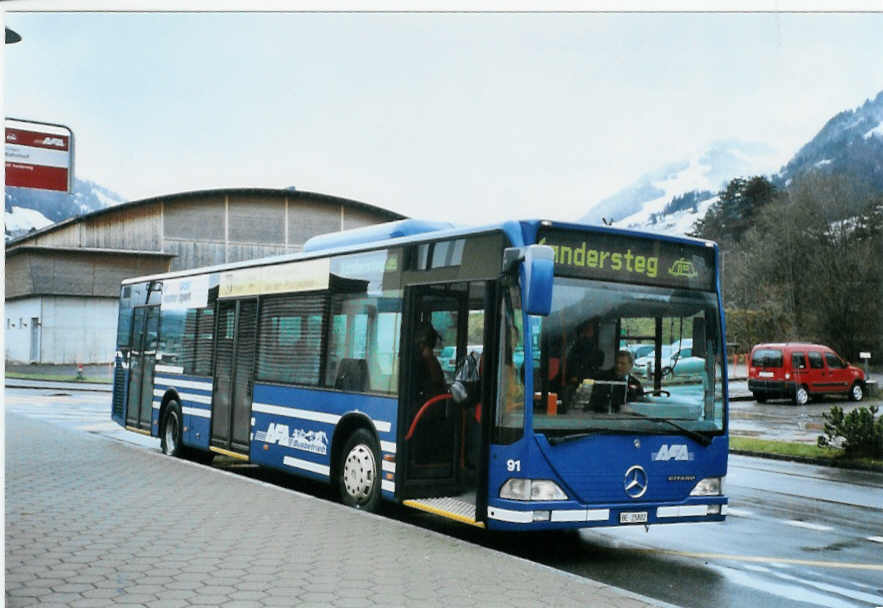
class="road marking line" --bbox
[784,519,833,532]
[868,536,883,544]
[633,549,883,571]
[724,508,753,517]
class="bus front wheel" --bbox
[161,401,183,457]
[338,428,381,512]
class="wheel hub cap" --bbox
[165,418,176,451]
[343,444,376,501]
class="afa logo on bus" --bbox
[254,423,328,456]
[652,444,694,462]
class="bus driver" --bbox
[589,350,644,413]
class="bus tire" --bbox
[161,401,184,457]
[338,428,381,512]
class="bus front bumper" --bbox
[484,497,728,531]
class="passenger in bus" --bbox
[414,323,446,401]
[561,319,604,411]
[564,319,604,385]
[412,323,448,464]
[589,350,644,413]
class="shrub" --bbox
[817,405,883,458]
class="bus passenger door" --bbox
[211,299,257,454]
[399,281,493,519]
[125,307,146,429]
[125,305,158,432]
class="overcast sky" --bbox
[4,8,883,224]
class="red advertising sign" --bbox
[5,118,74,192]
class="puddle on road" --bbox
[710,563,883,608]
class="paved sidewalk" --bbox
[5,412,671,608]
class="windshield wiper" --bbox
[546,429,614,445]
[620,410,712,446]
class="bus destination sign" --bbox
[537,228,716,291]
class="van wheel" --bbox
[338,429,381,512]
[848,382,864,402]
[753,393,767,403]
[793,386,809,406]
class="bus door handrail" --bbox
[405,393,452,440]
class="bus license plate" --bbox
[620,511,648,524]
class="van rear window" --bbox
[752,348,783,368]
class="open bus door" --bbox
[398,281,495,527]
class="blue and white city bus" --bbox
[112,219,728,530]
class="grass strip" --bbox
[730,436,883,471]
[5,372,112,384]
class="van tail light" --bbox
[785,373,790,379]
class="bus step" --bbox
[402,496,484,528]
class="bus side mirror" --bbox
[523,245,554,316]
[692,317,707,358]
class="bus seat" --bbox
[335,358,369,392]
[548,357,560,380]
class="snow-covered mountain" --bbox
[578,139,785,236]
[778,90,883,191]
[5,176,126,240]
[580,90,883,236]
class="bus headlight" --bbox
[689,477,724,496]
[500,479,568,501]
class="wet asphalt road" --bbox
[5,386,883,608]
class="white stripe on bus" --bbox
[154,378,213,391]
[282,456,329,477]
[382,461,395,474]
[155,364,184,374]
[179,392,212,405]
[152,388,211,405]
[380,441,396,454]
[657,505,709,518]
[381,480,395,493]
[182,406,211,419]
[252,402,391,434]
[487,507,533,524]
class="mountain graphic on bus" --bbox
[668,258,698,278]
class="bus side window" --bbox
[325,293,401,395]
[257,294,326,386]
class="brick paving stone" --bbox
[145,600,190,608]
[82,588,124,599]
[221,601,263,608]
[332,599,374,608]
[71,599,119,608]
[188,595,236,605]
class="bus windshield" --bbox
[530,277,725,439]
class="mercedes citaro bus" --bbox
[112,219,728,530]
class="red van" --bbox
[748,343,866,405]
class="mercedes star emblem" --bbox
[624,465,648,498]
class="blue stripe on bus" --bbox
[149,372,214,451]
[252,383,397,439]
[250,383,398,485]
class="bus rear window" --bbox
[752,349,783,368]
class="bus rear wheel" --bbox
[338,428,381,512]
[161,401,183,457]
